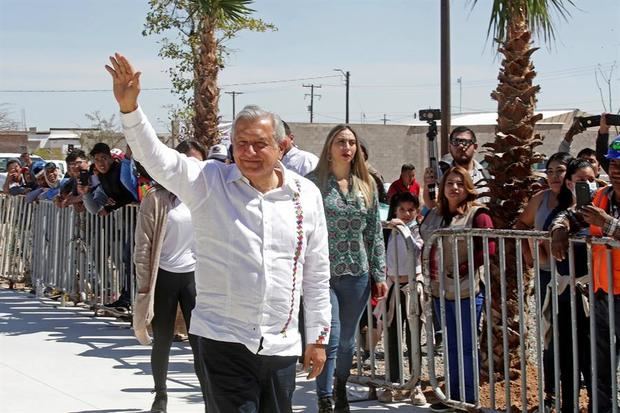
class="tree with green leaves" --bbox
[470,0,575,384]
[143,0,275,147]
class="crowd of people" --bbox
[2,53,619,413]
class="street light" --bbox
[333,69,350,124]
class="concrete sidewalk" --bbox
[1,289,430,412]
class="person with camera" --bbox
[537,158,595,412]
[559,112,619,180]
[56,149,91,212]
[422,126,489,210]
[2,158,30,195]
[550,136,620,413]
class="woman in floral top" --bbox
[307,124,387,413]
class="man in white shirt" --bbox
[106,53,331,413]
[280,121,319,176]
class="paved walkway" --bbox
[1,289,430,412]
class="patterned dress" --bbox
[307,172,386,282]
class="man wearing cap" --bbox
[207,143,229,162]
[551,135,620,413]
[279,121,319,176]
[106,53,331,413]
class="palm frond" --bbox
[470,0,574,44]
[197,0,254,23]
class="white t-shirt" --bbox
[158,197,196,273]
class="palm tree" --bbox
[194,0,255,147]
[471,0,574,379]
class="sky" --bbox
[0,0,619,132]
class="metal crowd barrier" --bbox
[1,194,137,312]
[0,195,33,283]
[3,193,618,412]
[419,227,619,413]
[350,225,424,399]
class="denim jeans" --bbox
[316,274,370,398]
[434,291,484,404]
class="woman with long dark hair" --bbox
[545,158,596,412]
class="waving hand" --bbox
[105,53,141,113]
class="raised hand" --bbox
[105,53,141,113]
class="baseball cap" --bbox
[31,160,46,178]
[110,148,125,161]
[90,142,111,157]
[208,144,228,162]
[606,135,620,160]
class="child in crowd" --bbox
[381,192,426,405]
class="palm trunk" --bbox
[193,14,221,148]
[481,7,546,380]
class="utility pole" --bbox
[457,77,463,114]
[225,91,243,120]
[303,84,322,123]
[381,114,390,125]
[440,0,451,156]
[334,69,350,123]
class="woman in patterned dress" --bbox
[307,124,388,413]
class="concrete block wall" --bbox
[289,122,608,183]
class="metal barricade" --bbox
[0,195,32,283]
[350,225,424,400]
[0,194,138,313]
[419,227,619,413]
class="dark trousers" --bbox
[196,337,297,413]
[556,293,591,413]
[593,291,620,413]
[386,283,419,383]
[151,269,206,402]
[539,269,555,396]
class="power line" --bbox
[0,74,341,93]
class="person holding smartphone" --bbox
[543,158,596,412]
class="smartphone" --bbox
[606,113,620,126]
[79,170,89,186]
[575,181,592,208]
[578,115,601,129]
[577,114,620,128]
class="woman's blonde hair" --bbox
[314,124,374,206]
[437,166,479,216]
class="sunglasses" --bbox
[450,137,475,148]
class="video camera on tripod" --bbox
[419,109,441,199]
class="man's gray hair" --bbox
[231,105,286,145]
